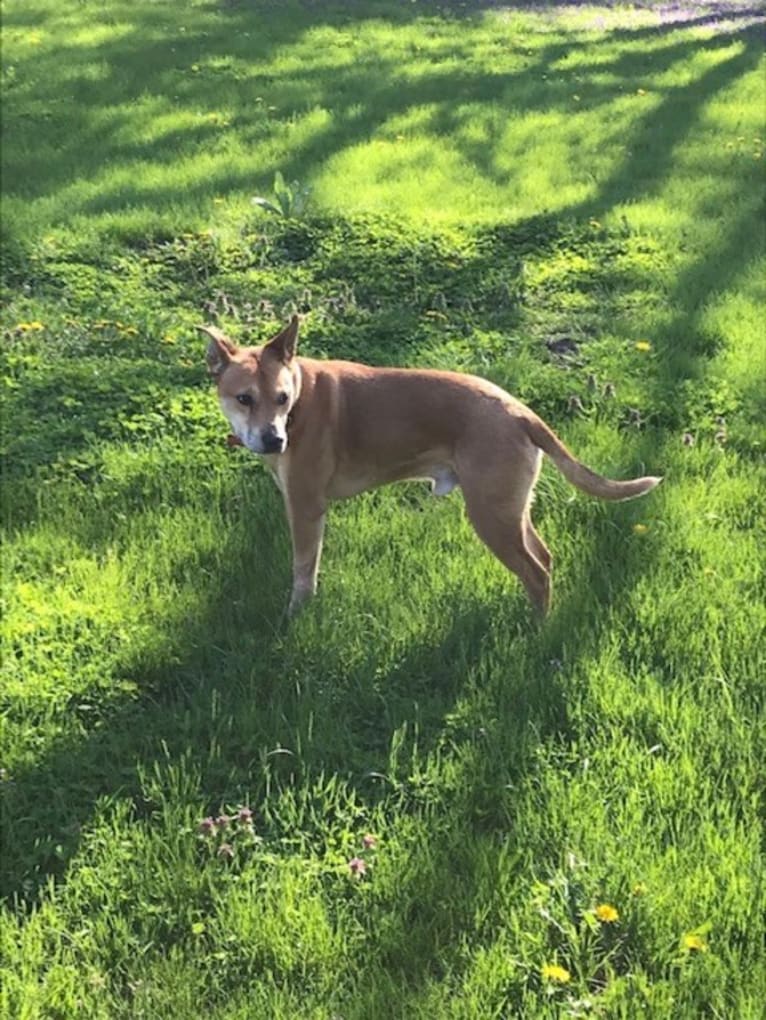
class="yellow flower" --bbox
[594,903,620,923]
[632,882,647,897]
[682,933,708,953]
[542,963,571,984]
[635,340,652,352]
[632,523,649,535]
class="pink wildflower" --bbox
[348,856,367,878]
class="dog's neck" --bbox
[286,360,303,435]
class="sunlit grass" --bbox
[2,0,765,1017]
[4,0,763,241]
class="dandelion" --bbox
[635,340,652,352]
[542,962,571,983]
[594,903,620,923]
[348,856,367,878]
[362,834,377,850]
[632,524,649,536]
[682,932,708,953]
[632,882,647,897]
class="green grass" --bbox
[2,1,765,1017]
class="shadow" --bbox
[4,0,761,236]
[2,3,762,1005]
[2,402,665,914]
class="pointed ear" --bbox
[265,315,300,364]
[197,325,236,379]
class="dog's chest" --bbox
[263,454,289,495]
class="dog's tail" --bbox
[524,417,662,501]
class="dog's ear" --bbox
[197,325,236,379]
[265,315,299,364]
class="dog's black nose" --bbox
[261,426,285,454]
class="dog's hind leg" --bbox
[458,451,551,615]
[524,512,551,574]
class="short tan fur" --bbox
[201,316,661,617]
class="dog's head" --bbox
[199,315,301,455]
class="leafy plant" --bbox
[252,172,312,219]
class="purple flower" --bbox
[237,807,253,825]
[215,814,231,829]
[348,856,367,878]
[362,834,377,850]
[198,817,216,836]
[217,842,235,860]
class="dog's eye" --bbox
[236,393,253,407]
[276,392,288,406]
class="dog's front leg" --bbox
[284,497,327,618]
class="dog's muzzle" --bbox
[260,425,286,454]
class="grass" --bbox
[2,1,765,1017]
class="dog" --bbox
[201,316,661,617]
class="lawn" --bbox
[1,1,765,1017]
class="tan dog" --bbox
[201,316,661,617]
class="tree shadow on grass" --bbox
[3,19,761,912]
[4,0,760,236]
[1,416,662,913]
[2,4,763,1006]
